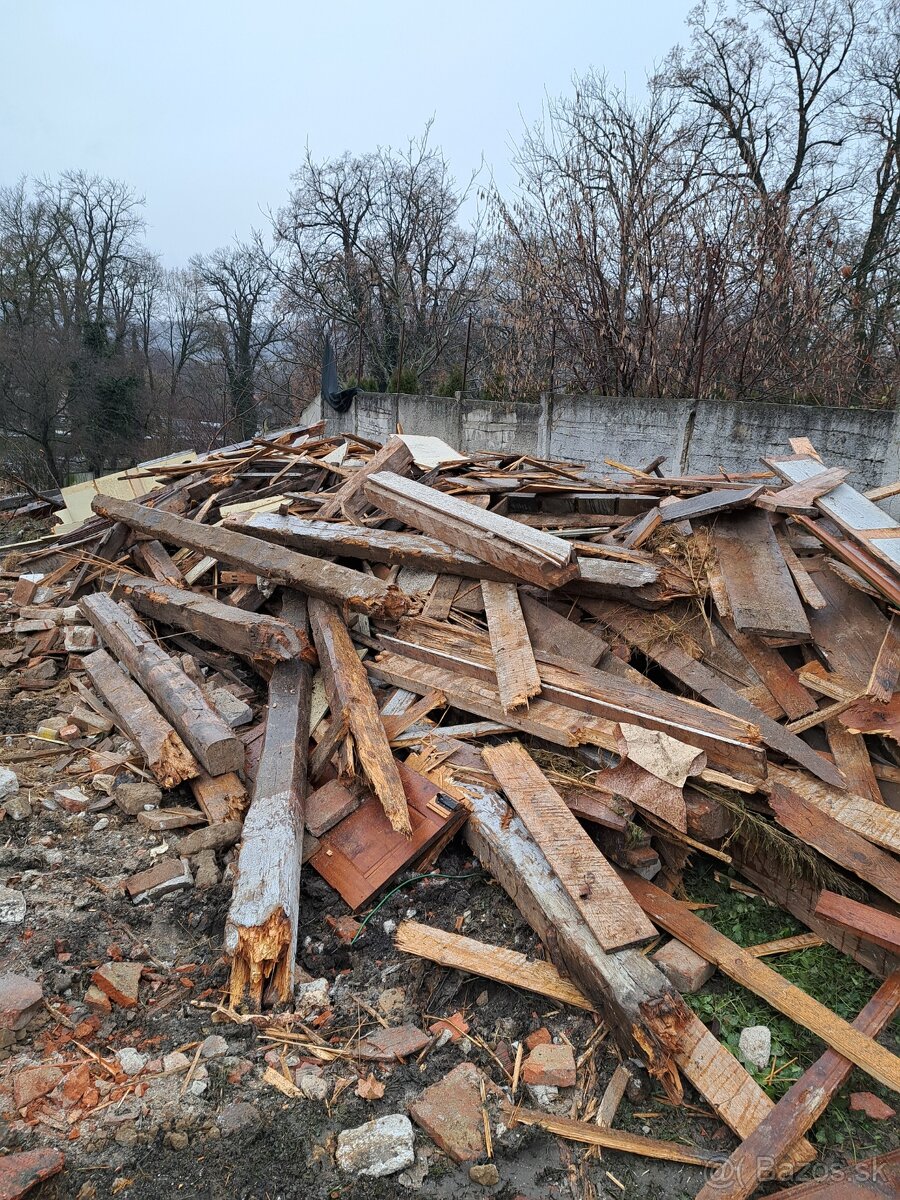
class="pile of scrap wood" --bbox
[2,421,900,1195]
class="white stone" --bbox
[163,1051,191,1072]
[0,767,19,801]
[336,1114,415,1178]
[295,977,330,1017]
[117,1047,148,1076]
[298,1073,330,1101]
[0,886,26,924]
[200,1034,228,1060]
[739,1025,772,1071]
[526,1083,559,1108]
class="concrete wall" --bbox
[304,390,900,501]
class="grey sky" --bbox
[5,0,695,265]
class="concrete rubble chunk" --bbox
[211,686,253,728]
[174,820,242,856]
[0,973,42,1031]
[0,766,20,801]
[336,1114,415,1178]
[409,1062,503,1163]
[217,1101,261,1138]
[115,781,163,815]
[0,886,26,925]
[738,1024,772,1070]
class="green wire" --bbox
[350,870,482,944]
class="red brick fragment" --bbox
[850,1092,896,1120]
[0,1147,64,1199]
[521,1042,576,1088]
[409,1062,503,1163]
[525,1027,552,1051]
[14,1065,64,1109]
[91,961,142,1008]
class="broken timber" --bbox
[90,493,413,620]
[83,648,199,788]
[308,598,412,836]
[110,574,314,665]
[713,510,811,640]
[482,740,656,951]
[363,470,580,588]
[80,593,243,776]
[463,782,814,1162]
[481,581,542,713]
[623,874,900,1094]
[225,592,313,1008]
[814,891,900,953]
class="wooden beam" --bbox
[363,470,580,588]
[814,891,900,953]
[697,971,900,1199]
[90,493,413,620]
[622,874,900,1094]
[757,1149,900,1198]
[316,434,412,519]
[110,574,314,665]
[483,741,660,951]
[130,539,184,586]
[394,920,596,1011]
[80,593,243,776]
[713,510,810,640]
[83,648,199,788]
[481,581,542,713]
[225,592,313,1008]
[463,782,814,1162]
[308,598,411,836]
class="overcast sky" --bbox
[5,0,695,265]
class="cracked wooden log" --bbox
[308,598,412,836]
[463,782,814,1166]
[109,574,314,666]
[225,592,313,1008]
[90,493,413,620]
[80,592,243,776]
[83,648,199,788]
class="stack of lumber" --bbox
[3,420,900,1196]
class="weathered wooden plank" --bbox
[316,434,412,519]
[741,1149,900,1199]
[756,467,849,514]
[394,920,596,1011]
[713,510,811,639]
[814,891,900,953]
[659,485,764,523]
[720,617,818,720]
[519,592,609,665]
[773,527,827,609]
[623,874,900,1094]
[110,574,313,665]
[826,719,883,805]
[463,782,814,1160]
[225,592,313,1008]
[131,539,184,586]
[767,764,900,855]
[364,470,580,588]
[483,741,659,951]
[697,971,900,1199]
[308,598,411,836]
[83,648,199,788]
[868,615,900,704]
[767,783,900,905]
[190,772,246,824]
[481,581,542,713]
[585,600,844,787]
[90,493,413,620]
[80,593,243,776]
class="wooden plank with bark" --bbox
[481,581,542,713]
[80,593,243,776]
[697,971,900,1199]
[364,470,580,588]
[225,592,313,1007]
[463,782,814,1162]
[713,510,811,639]
[83,648,200,789]
[394,920,596,1010]
[623,874,900,1094]
[90,493,413,620]
[308,597,411,836]
[484,740,659,951]
[111,574,314,665]
[814,890,900,952]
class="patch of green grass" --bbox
[680,865,898,1160]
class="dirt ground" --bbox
[0,584,897,1197]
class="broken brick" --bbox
[521,1042,576,1088]
[849,1092,896,1120]
[525,1027,552,1051]
[124,858,192,902]
[356,1024,431,1061]
[428,1010,469,1042]
[91,961,143,1008]
[0,973,42,1031]
[0,1148,64,1198]
[409,1062,503,1163]
[650,938,715,994]
[14,1065,64,1109]
[83,985,112,1015]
